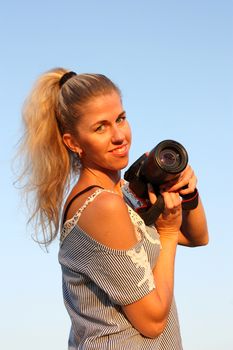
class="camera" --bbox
[124,139,188,199]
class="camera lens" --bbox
[124,139,189,198]
[159,149,180,168]
[143,140,188,185]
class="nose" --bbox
[111,125,125,144]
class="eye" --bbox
[95,124,106,133]
[116,115,126,124]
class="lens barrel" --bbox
[141,140,188,187]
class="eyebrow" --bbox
[91,110,126,127]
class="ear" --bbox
[62,133,82,154]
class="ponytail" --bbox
[17,68,74,247]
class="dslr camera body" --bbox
[124,140,191,225]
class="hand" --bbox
[160,165,197,196]
[148,184,182,238]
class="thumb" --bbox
[147,183,157,204]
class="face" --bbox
[64,92,132,174]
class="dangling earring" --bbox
[72,151,82,171]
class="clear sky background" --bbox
[0,1,232,349]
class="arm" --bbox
[123,233,178,337]
[161,165,209,247]
[124,190,182,338]
[179,196,209,246]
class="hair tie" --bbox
[59,71,77,88]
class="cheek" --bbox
[81,138,106,155]
[126,123,132,143]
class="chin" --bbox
[105,161,129,172]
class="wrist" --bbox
[157,229,179,242]
[181,188,199,210]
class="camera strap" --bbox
[181,188,199,210]
[122,181,165,226]
[137,188,199,225]
[136,195,165,226]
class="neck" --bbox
[79,167,123,195]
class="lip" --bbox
[110,144,129,156]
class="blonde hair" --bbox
[17,67,120,247]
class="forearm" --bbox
[179,196,209,246]
[122,190,181,338]
[152,233,178,320]
[123,232,178,338]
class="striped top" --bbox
[59,186,183,349]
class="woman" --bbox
[18,68,208,349]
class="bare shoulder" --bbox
[78,190,138,249]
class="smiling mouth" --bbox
[110,144,129,156]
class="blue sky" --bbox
[1,1,232,349]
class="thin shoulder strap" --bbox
[62,185,103,225]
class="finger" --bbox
[171,192,182,207]
[179,176,197,195]
[162,192,181,210]
[169,193,181,213]
[147,183,157,204]
[160,192,180,218]
[161,192,173,210]
[168,173,194,192]
[160,166,191,190]
[165,167,195,193]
